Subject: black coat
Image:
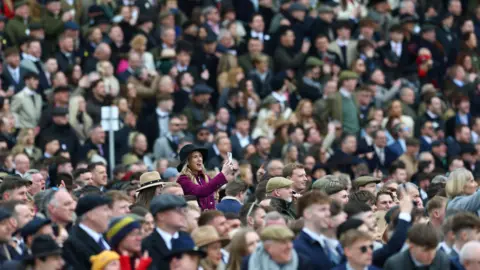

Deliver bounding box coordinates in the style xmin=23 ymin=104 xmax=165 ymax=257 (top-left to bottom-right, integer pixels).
xmin=378 ymin=41 xmax=416 ymax=80
xmin=172 ymin=88 xmax=191 ymax=114
xmin=55 ymin=51 xmax=76 ymax=72
xmin=1 ymin=66 xmax=28 ymax=93
xmin=383 ymin=249 xmax=450 ymax=270
xmin=142 ymin=230 xmax=192 ymax=270
xmin=36 ymin=123 xmax=81 ymax=164
xmin=62 ymin=225 xmax=105 ymax=270
xmin=137 ymin=112 xmax=161 ymax=153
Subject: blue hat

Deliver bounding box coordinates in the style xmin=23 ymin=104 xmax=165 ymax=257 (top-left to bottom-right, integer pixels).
xmin=26 ymin=235 xmax=62 ymax=261
xmin=21 ymin=218 xmax=51 ymax=239
xmin=163 ymin=167 xmax=179 ymax=179
xmin=64 ymin=21 xmax=79 ymax=31
xmin=75 ymin=194 xmax=111 ymax=217
xmin=150 ymin=194 xmax=187 ymax=215
xmin=0 ymin=208 xmax=12 ymax=222
xmin=165 ymin=235 xmax=206 ymax=260
xmin=106 ymin=216 xmax=141 ymax=248
xmin=193 ymin=84 xmax=214 ymax=96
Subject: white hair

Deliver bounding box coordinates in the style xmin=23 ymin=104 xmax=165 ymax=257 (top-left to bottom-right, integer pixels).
xmin=460 ymin=241 xmax=480 ymax=264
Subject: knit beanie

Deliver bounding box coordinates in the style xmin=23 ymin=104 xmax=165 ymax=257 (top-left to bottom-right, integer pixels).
xmin=106 ymin=216 xmax=141 ymax=248
xmin=90 ymin=251 xmax=120 ymax=270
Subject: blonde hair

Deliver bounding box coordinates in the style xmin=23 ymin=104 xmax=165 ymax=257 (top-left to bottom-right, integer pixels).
xmin=68 ymin=95 xmax=86 ymax=124
xmin=130 ymin=34 xmax=148 ymax=52
xmin=217 ymin=54 xmax=238 ymax=74
xmin=446 ymin=168 xmax=473 ymax=198
xmin=179 ymin=156 xmax=209 ymax=185
xmin=294 ymin=99 xmax=313 ymax=124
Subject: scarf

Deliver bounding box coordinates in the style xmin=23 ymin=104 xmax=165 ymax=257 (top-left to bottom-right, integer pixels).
xmin=248 ymin=243 xmax=298 ymax=270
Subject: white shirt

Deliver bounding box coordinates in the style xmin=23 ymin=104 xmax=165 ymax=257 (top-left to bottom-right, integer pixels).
xmin=7 ymin=66 xmax=20 ymax=83
xmin=390 ymin=41 xmax=402 ymax=57
xmin=156 ymin=108 xmax=170 ymax=137
xmin=235 ymin=132 xmax=250 ymax=148
xmin=156 ymin=227 xmax=179 ymax=250
xmin=22 ymin=87 xmax=35 ymax=96
xmin=23 ymin=53 xmax=40 ymax=62
xmin=422 ymin=135 xmax=432 ymax=144
xmin=346 ymin=262 xmax=368 ymax=270
xmin=453 ymin=79 xmax=464 ymax=87
xmin=340 ymin=88 xmax=352 ymax=98
xmin=426 ymin=110 xmax=438 ymax=119
xmin=458 ymin=113 xmax=469 ymax=125
xmin=374 ymin=146 xmax=385 ymax=164
xmin=79 ymin=223 xmax=110 ymax=250
xmin=336 ymin=39 xmax=349 ymax=47
xmin=437 ymin=241 xmax=452 ymax=255
xmin=302 ymin=228 xmax=329 ymax=250
xmin=472 ymin=131 xmax=479 ymax=144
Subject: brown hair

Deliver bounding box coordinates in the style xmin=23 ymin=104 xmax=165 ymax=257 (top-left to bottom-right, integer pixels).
xmin=198 ymin=210 xmax=225 ymax=226
xmin=426 ymin=196 xmax=447 ymax=214
xmin=340 ymin=229 xmax=372 ymax=248
xmin=282 ymin=163 xmax=304 ymax=178
xmin=375 ymin=190 xmax=394 ymax=205
xmin=407 ymin=223 xmax=439 ymax=249
xmin=227 ymin=228 xmax=256 ymax=270
xmin=105 ymin=190 xmax=132 ymax=206
xmin=296 ymin=190 xmax=331 ymax=218
xmin=451 ymin=212 xmax=480 ymax=234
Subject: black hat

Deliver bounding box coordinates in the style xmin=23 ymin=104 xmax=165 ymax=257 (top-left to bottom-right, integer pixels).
xmin=27 ymin=235 xmax=62 ymax=261
xmin=288 ymin=3 xmax=308 ymax=12
xmin=137 ymin=14 xmax=153 ymax=26
xmin=21 ymin=217 xmax=51 ymax=239
xmin=64 ymin=21 xmax=80 ymax=31
xmin=336 ymin=219 xmax=364 ymax=239
xmin=389 ymin=24 xmax=403 ymax=33
xmin=75 ymin=194 xmax=111 ymax=217
xmin=334 ymin=19 xmax=352 ymax=30
xmin=0 ymin=208 xmax=12 ymax=222
xmin=176 ymin=144 xmax=208 ymax=171
xmin=94 ymin=16 xmax=111 ymax=26
xmin=53 ymin=86 xmax=71 ymax=94
xmin=270 ymin=72 xmax=286 ymax=92
xmin=51 ymin=107 xmax=68 ymax=117
xmin=431 ymin=140 xmax=444 ymax=148
xmin=460 ymin=143 xmax=476 ymax=155
xmin=421 ymin=24 xmax=436 ymax=33
xmin=29 ymin=22 xmax=43 ymax=31
xmin=193 ymin=84 xmax=214 ymax=96
xmin=88 ymin=5 xmax=104 ymax=16
xmin=150 ymin=194 xmax=187 ymax=215
xmin=204 ymin=32 xmax=218 ymax=44
xmin=165 ymin=235 xmax=206 ymax=261
xmin=399 ymin=14 xmax=418 ymax=24
xmin=436 ymin=11 xmax=453 ymax=23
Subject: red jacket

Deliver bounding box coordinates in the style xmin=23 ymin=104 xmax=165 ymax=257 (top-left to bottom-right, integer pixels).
xmin=120 ymin=255 xmax=152 ymax=270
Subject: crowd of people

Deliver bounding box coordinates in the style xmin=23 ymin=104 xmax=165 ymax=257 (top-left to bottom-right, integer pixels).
xmin=0 ymin=0 xmax=479 ymax=269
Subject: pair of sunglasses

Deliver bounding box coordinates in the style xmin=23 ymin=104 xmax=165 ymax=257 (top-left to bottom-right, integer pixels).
xmin=359 ymin=244 xmax=374 ymax=253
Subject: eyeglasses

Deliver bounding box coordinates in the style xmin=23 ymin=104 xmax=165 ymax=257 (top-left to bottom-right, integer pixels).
xmin=359 ymin=244 xmax=374 ymax=253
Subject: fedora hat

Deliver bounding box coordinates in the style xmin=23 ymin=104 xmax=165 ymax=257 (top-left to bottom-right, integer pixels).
xmin=24 ymin=235 xmax=62 ymax=263
xmin=177 ymin=144 xmax=208 ymax=171
xmin=191 ymin=225 xmax=230 ymax=248
xmin=136 ymin=171 xmax=166 ymax=192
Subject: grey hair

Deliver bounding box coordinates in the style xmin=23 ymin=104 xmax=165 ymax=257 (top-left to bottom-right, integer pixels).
xmin=400 ymin=87 xmax=413 ymax=96
xmin=264 ymin=211 xmax=286 ymax=223
xmin=397 ymin=182 xmax=418 ymax=199
xmin=160 ymin=27 xmax=175 ymax=38
xmin=431 ymin=175 xmax=448 ymax=184
xmin=418 ymin=152 xmax=433 ymax=161
xmin=460 ymin=241 xmax=480 ymax=264
xmin=218 ymin=29 xmax=232 ymax=41
xmin=23 ymin=169 xmax=40 ymax=181
xmin=265 ymin=159 xmax=283 ymax=173
xmin=202 ymin=6 xmax=216 ymax=17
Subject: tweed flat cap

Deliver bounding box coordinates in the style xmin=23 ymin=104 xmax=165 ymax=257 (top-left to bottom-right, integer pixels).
xmin=150 ymin=194 xmax=187 ymax=215
xmin=260 ymin=225 xmax=295 ymax=241
xmin=266 ymin=177 xmax=293 ymax=193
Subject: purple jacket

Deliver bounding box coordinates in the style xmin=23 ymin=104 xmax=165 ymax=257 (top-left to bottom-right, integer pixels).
xmin=177 ymin=172 xmax=227 ymax=210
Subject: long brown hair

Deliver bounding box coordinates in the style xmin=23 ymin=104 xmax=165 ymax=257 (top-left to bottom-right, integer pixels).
xmin=227 ymin=228 xmax=256 ymax=270
xmin=136 ymin=186 xmax=157 ymax=208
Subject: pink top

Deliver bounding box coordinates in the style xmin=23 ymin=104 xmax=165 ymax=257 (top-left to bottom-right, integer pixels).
xmin=177 ymin=172 xmax=227 ymax=210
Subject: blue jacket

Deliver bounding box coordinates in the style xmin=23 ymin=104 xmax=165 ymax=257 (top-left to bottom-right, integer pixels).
xmin=216 ymin=197 xmax=242 ymax=214
xmin=333 ymin=263 xmax=382 ymax=270
xmin=450 ymin=256 xmax=465 ymax=270
xmin=293 ymin=231 xmax=334 ymax=270
xmin=372 ymin=217 xmax=411 ymax=268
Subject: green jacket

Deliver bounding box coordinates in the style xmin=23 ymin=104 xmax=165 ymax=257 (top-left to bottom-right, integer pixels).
xmin=323 ymin=92 xmax=360 ymax=125
xmin=42 ymin=11 xmax=64 ymax=41
xmin=269 ymin=197 xmax=297 ymax=221
xmin=182 ymin=102 xmax=213 ymax=133
xmin=5 ymin=16 xmax=30 ymax=46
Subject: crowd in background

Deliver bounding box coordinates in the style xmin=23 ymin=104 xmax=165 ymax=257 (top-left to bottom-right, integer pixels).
xmin=0 ymin=0 xmax=479 ymax=269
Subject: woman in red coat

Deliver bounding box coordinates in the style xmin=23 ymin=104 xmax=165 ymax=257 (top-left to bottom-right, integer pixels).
xmin=176 ymin=144 xmax=235 ymax=210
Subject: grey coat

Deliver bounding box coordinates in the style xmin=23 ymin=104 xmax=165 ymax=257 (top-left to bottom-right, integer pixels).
xmin=384 ymin=249 xmax=450 ymax=270
xmin=446 ymin=190 xmax=480 ymax=217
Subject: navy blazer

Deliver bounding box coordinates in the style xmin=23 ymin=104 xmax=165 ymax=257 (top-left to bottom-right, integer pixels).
xmin=333 ymin=263 xmax=382 ymax=270
xmin=372 ymin=218 xmax=411 ymax=268
xmin=365 ymin=146 xmax=399 ymax=173
xmin=293 ymin=231 xmax=333 ymax=270
xmin=142 ymin=229 xmax=192 ymax=270
xmin=230 ymin=133 xmax=252 ymax=161
xmin=450 ymin=256 xmax=465 ymax=270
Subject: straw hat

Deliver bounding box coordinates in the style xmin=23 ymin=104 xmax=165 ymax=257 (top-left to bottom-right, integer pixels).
xmin=136 ymin=171 xmax=165 ymax=192
xmin=191 ymin=225 xmax=230 ymax=248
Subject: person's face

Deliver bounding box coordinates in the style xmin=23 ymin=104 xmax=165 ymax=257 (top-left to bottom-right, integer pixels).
xmin=161 ymin=207 xmax=187 ymax=231
xmin=184 ymin=208 xmax=200 ymax=232
xmin=30 ymin=173 xmax=45 ymax=195
xmin=267 ymin=160 xmax=283 ymax=176
xmin=409 ymin=244 xmax=437 ymax=265
xmin=290 ymin=168 xmax=308 ymax=192
xmin=6 ymin=53 xmax=20 ymax=67
xmin=343 ymin=78 xmax=358 ymax=91
xmin=390 ymin=31 xmax=404 ymax=42
xmin=306 ymin=203 xmax=331 ymax=230
xmin=376 ymin=194 xmax=394 ymax=211
xmin=354 ymin=59 xmax=366 ymax=73
xmin=119 ymin=228 xmax=142 ymax=253
xmin=170 ymin=253 xmax=201 ymax=270
xmin=49 ymin=190 xmax=75 ymax=223
xmin=282 ymin=30 xmax=295 ymax=47
xmin=88 ymin=205 xmax=112 ymax=232
xmin=188 ymin=151 xmax=204 ymax=172
xmin=343 ymin=136 xmax=357 ymax=154
xmin=450 ymin=159 xmax=465 ymax=171
xmin=6 ymin=186 xmax=28 ymax=203
xmin=250 ymin=15 xmax=264 ymax=32
xmin=346 ymin=239 xmax=374 ymax=267
xmin=0 ymin=217 xmax=15 ymax=242
xmin=360 ymin=26 xmax=374 ymax=39
xmin=330 ymin=211 xmax=347 ymax=229
xmin=374 ymin=131 xmax=387 ymax=148
xmin=78 ymin=172 xmax=93 ymax=187
xmin=163 ymin=186 xmax=184 ymax=196
xmin=275 ymin=186 xmax=293 ymax=202
xmin=304 ymin=156 xmax=316 ymax=170
xmin=36 ymin=255 xmax=65 ymax=270
xmin=406 ymin=187 xmax=423 ymax=208
xmin=141 ymin=213 xmax=155 ymax=238
xmin=111 ymin=200 xmax=131 ymax=217
xmin=92 ymin=165 xmax=107 ymax=187
xmin=315 ymin=37 xmax=329 ymax=51
xmin=330 ymin=190 xmax=349 ymax=205
xmin=27 ymin=77 xmax=39 ymax=90
xmin=460 ymin=127 xmax=471 ymax=143
xmin=162 ymin=29 xmax=176 ymax=46
xmin=245 ymin=231 xmax=260 ymax=254
xmin=394 ymin=168 xmax=408 ymax=183
xmin=13 ymin=203 xmax=32 ymax=228
xmin=210 ymin=216 xmax=228 ymax=237
xmin=109 ymin=26 xmax=124 ymax=43
xmin=265 ymin=240 xmax=293 ymax=264
xmin=205 ymin=241 xmax=222 ymax=265
xmin=134 ymin=135 xmax=147 ymax=154
xmin=464 ymin=173 xmax=478 ymax=195
xmin=357 ymin=90 xmax=372 ymax=105
xmin=249 ymin=207 xmax=265 ymax=231
xmin=247 ymin=39 xmax=263 ymax=54
xmin=104 ymin=260 xmax=120 ymax=270
xmin=337 ymin=27 xmax=351 ymax=40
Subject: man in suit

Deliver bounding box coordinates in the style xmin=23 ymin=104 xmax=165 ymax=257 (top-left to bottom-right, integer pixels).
xmin=230 ymin=117 xmax=253 ymax=161
xmin=153 ymin=115 xmax=185 ymax=163
xmin=2 ymin=47 xmax=27 ymax=93
xmin=294 ymin=190 xmax=335 ymax=269
xmin=333 ymin=230 xmax=381 ymax=270
xmin=245 ymin=13 xmax=272 ymax=54
xmin=142 ymin=193 xmax=192 ymax=270
xmin=328 ymin=20 xmax=358 ymax=70
xmin=365 ymin=129 xmax=399 ymax=173
xmin=446 ymin=95 xmax=473 ymax=138
xmin=449 ymin=212 xmax=480 ymax=259
xmin=384 ymin=223 xmax=449 ymax=270
xmin=55 ymin=35 xmax=76 ymax=72
xmin=379 ymin=24 xmax=416 ymax=80
xmin=139 ymin=94 xmax=174 ymax=153
xmin=11 ymin=72 xmax=43 ymax=129
xmin=20 ymin=39 xmax=49 ymax=93
xmin=238 ymin=38 xmax=271 ymax=74
xmin=62 ymin=194 xmax=112 ymax=269
xmin=202 ymin=6 xmax=220 ymax=36
xmin=416 ymin=96 xmax=445 ymax=137
xmin=118 ymin=51 xmax=141 ymax=84
xmin=174 ymin=41 xmax=199 ymax=80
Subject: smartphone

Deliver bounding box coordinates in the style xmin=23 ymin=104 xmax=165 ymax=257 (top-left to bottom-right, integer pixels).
xmin=227 ymin=152 xmax=232 ymax=163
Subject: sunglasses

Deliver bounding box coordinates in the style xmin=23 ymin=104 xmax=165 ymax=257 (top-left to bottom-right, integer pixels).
xmin=359 ymin=244 xmax=374 ymax=253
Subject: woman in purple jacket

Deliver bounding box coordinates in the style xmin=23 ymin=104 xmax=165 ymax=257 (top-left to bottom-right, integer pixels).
xmin=176 ymin=144 xmax=235 ymax=210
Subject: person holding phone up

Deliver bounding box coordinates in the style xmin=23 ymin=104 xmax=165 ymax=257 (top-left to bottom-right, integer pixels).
xmin=176 ymin=144 xmax=236 ymax=210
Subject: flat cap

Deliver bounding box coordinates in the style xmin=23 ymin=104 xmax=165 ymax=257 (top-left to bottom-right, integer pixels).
xmin=204 ymin=32 xmax=218 ymax=44
xmin=431 ymin=140 xmax=444 ymax=148
xmin=193 ymin=84 xmax=214 ymax=95
xmin=261 ymin=95 xmax=280 ymax=107
xmin=338 ymin=70 xmax=359 ymax=82
xmin=324 ymin=181 xmax=346 ymax=195
xmin=266 ymin=177 xmax=293 ymax=193
xmin=14 ymin=0 xmax=27 ymax=9
xmin=354 ymin=176 xmax=381 ymax=188
xmin=29 ymin=23 xmax=43 ymax=31
xmin=460 ymin=143 xmax=476 ymax=155
xmin=21 ymin=217 xmax=51 ymax=238
xmin=52 ymin=107 xmax=68 ymax=116
xmin=260 ymin=225 xmax=295 ymax=241
xmin=405 ymin=137 xmax=420 ymax=146
xmin=311 ymin=177 xmax=331 ymax=191
xmin=399 ymin=14 xmax=418 ymax=24
xmin=0 ymin=208 xmax=12 ymax=222
xmin=288 ymin=3 xmax=308 ymax=12
xmin=75 ymin=194 xmax=111 ymax=217
xmin=336 ymin=219 xmax=364 ymax=239
xmin=150 ymin=194 xmax=187 ymax=215
xmin=421 ymin=24 xmax=436 ymax=33
xmin=317 ymin=5 xmax=333 ymax=14
xmin=305 ymin=57 xmax=324 ymax=68
xmin=159 ymin=10 xmax=174 ymax=20
xmin=64 ymin=21 xmax=80 ymax=31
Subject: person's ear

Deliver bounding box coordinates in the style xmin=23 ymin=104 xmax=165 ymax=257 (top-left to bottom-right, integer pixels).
xmin=247 ymin=216 xmax=253 ymax=227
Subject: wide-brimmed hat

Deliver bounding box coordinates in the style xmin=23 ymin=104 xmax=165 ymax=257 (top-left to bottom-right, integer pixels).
xmin=24 ymin=235 xmax=62 ymax=263
xmin=191 ymin=225 xmax=230 ymax=248
xmin=177 ymin=144 xmax=208 ymax=171
xmin=165 ymin=236 xmax=206 ymax=261
xmin=136 ymin=171 xmax=165 ymax=192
